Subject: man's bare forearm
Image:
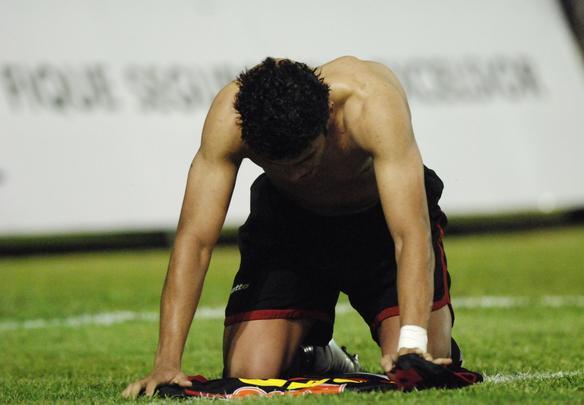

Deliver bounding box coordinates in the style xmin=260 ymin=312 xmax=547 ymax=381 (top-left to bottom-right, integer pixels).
xmin=395 ymin=237 xmax=434 ymax=329
xmin=154 ymin=235 xmax=214 ymax=368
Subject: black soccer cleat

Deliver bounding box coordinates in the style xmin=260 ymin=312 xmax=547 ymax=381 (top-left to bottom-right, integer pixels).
xmin=293 ymin=339 xmax=360 ymax=376
xmin=312 ymin=339 xmax=360 ymax=374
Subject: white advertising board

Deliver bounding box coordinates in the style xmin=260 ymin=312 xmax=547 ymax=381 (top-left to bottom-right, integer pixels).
xmin=1 ymin=0 xmax=584 ymax=235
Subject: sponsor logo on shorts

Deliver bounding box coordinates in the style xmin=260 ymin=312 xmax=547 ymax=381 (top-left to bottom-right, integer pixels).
xmin=231 ymin=283 xmax=250 ymax=294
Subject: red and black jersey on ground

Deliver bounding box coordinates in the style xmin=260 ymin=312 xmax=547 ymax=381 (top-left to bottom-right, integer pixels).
xmin=155 ymin=354 xmax=483 ymax=399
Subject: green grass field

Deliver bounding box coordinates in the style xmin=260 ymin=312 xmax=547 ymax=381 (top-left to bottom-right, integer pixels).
xmin=1 ymin=227 xmax=584 ymax=403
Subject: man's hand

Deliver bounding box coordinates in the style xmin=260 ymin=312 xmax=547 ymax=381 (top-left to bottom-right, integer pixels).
xmin=380 ymin=347 xmax=452 ymax=374
xmin=122 ymin=367 xmax=192 ymax=399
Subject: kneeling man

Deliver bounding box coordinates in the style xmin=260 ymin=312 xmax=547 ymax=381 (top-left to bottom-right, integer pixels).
xmin=123 ymin=56 xmax=458 ymax=398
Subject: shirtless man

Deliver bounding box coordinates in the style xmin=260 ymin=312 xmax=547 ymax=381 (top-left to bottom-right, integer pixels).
xmin=123 ymin=56 xmax=457 ymax=398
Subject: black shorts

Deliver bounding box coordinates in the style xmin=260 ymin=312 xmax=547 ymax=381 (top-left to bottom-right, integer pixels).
xmin=225 ymin=167 xmax=451 ymax=346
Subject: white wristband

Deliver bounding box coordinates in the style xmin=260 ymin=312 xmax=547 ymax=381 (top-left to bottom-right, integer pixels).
xmin=397 ymin=325 xmax=428 ymax=353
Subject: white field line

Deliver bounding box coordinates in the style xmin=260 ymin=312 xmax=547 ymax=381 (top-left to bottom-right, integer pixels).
xmin=485 ymin=370 xmax=583 ymax=384
xmin=1 ymin=295 xmax=583 ymax=332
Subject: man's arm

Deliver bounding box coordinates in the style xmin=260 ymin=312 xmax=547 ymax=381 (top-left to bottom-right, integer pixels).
xmin=155 ymin=141 xmax=240 ymax=371
xmin=123 ymin=87 xmax=243 ymax=398
xmin=348 ymin=77 xmax=436 ymax=370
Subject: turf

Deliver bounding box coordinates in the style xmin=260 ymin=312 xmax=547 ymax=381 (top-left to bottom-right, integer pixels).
xmin=1 ymin=226 xmax=584 ymax=403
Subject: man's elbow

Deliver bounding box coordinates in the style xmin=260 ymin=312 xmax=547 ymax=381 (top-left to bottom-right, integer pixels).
xmin=393 ymin=232 xmax=434 ymax=268
xmin=174 ymin=230 xmax=217 ymax=263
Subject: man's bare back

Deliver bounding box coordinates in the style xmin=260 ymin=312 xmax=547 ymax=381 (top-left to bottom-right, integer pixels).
xmin=212 ymin=56 xmax=410 ymax=215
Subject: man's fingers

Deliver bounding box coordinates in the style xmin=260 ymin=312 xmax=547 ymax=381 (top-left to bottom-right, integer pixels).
xmin=380 ymin=354 xmax=394 ymax=373
xmin=175 ymin=376 xmax=193 ymax=387
xmin=134 ymin=381 xmax=147 ymax=399
xmin=122 ymin=380 xmax=143 ymax=399
xmin=144 ymin=380 xmax=158 ymax=397
xmin=432 ymin=357 xmax=453 ymax=366
xmin=397 ymin=347 xmax=423 ymax=357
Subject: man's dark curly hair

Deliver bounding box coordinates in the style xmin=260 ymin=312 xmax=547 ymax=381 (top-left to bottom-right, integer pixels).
xmin=234 ymin=57 xmax=331 ymax=160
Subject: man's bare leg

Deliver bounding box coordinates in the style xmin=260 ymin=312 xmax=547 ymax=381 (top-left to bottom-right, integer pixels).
xmin=223 ymin=318 xmax=314 ymax=378
xmin=378 ymin=305 xmax=453 ymax=362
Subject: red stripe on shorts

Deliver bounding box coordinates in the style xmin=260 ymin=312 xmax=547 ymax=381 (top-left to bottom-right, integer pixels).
xmin=224 ymin=309 xmax=332 ymax=326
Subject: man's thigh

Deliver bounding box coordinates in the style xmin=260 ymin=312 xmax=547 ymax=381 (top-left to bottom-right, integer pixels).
xmin=223 ymin=318 xmax=314 ymax=378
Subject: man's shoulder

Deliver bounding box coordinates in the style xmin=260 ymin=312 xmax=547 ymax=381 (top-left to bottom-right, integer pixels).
xmin=320 ymin=55 xmax=378 ymax=71
xmin=200 ymin=82 xmax=246 ymax=160
xmin=208 ymin=81 xmax=240 ymax=122
xmin=323 ymin=57 xmax=407 ymax=118
xmin=322 ymin=56 xmax=403 ymax=90
xmin=326 ymin=58 xmax=411 ymax=153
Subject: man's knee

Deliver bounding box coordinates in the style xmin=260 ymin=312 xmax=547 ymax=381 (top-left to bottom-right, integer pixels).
xmin=223 ymin=318 xmax=313 ymax=378
xmin=427 ymin=305 xmax=452 ymax=358
xmin=225 ymin=354 xmax=284 ymax=378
